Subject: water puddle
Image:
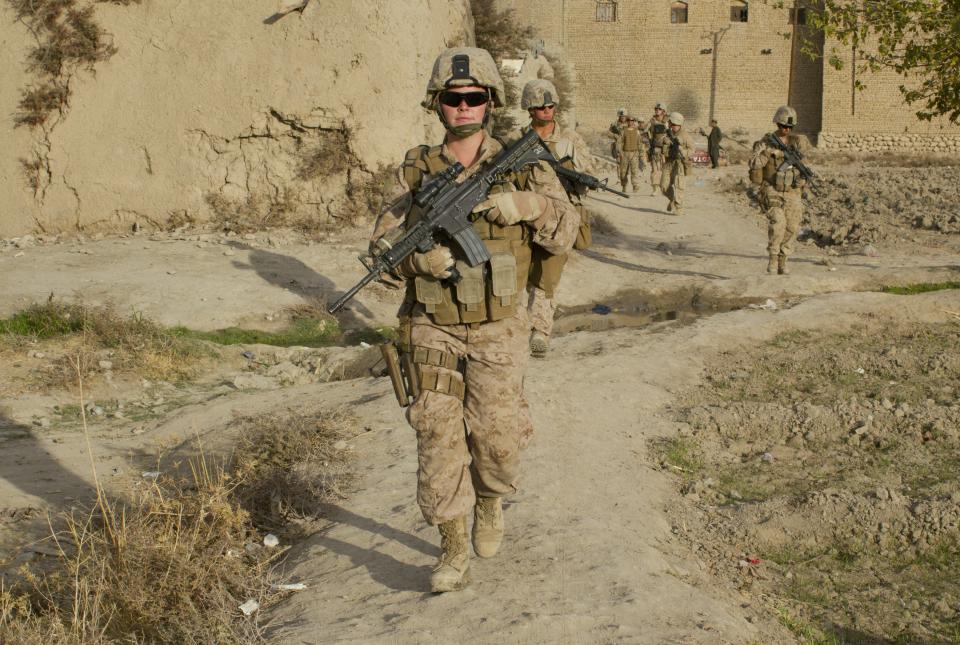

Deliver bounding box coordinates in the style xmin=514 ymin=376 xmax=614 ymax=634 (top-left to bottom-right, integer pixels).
xmin=552 ymin=287 xmax=763 ymax=336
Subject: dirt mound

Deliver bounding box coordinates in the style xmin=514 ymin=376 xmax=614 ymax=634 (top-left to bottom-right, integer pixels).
xmin=720 ymin=165 xmax=960 ymax=255
xmin=805 ymin=167 xmax=960 ymax=246
xmin=660 ymin=317 xmax=960 ymax=642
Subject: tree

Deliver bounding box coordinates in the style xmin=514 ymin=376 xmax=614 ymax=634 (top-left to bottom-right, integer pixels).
xmin=784 ymin=1 xmax=960 ymax=123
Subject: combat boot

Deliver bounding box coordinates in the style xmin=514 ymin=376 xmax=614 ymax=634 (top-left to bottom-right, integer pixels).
xmin=767 ymin=255 xmax=778 ymax=274
xmin=529 ymin=331 xmax=549 ymax=358
xmin=431 ymin=516 xmax=470 ymax=593
xmin=778 ymin=254 xmax=790 ymax=275
xmin=472 ymin=496 xmax=504 ymax=558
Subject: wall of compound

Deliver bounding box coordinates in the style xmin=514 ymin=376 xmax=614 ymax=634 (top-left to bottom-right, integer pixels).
xmin=498 ymin=0 xmax=960 ymax=151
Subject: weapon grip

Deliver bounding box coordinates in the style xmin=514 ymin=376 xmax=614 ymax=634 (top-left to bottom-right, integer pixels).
xmin=446 ymin=266 xmax=461 ymax=283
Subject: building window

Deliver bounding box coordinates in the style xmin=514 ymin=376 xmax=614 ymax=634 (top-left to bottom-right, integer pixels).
xmin=790 ymin=7 xmax=807 ymax=25
xmin=596 ymin=1 xmax=616 ymax=22
xmin=730 ymin=2 xmax=748 ymax=22
xmin=670 ymin=1 xmax=688 ymax=24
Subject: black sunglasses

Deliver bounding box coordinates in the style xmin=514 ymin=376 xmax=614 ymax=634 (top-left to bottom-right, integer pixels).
xmin=438 ymin=90 xmax=490 ymax=108
xmin=778 ymin=123 xmax=795 ymax=129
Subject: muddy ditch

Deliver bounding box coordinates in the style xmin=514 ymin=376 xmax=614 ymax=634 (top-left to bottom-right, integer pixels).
xmin=553 ymin=286 xmax=764 ymax=336
xmin=656 ymin=316 xmax=960 ymax=643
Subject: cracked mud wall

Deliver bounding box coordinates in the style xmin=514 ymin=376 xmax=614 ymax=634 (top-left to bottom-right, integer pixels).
xmin=0 ymin=0 xmax=473 ymax=237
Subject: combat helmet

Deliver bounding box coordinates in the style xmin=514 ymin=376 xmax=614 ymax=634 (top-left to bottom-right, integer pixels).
xmin=521 ymin=79 xmax=560 ymax=110
xmin=423 ymin=47 xmax=506 ymax=110
xmin=655 ymin=101 xmax=667 ymax=111
xmin=773 ymin=105 xmax=798 ymax=127
xmin=668 ymin=112 xmax=684 ymax=126
xmin=617 ymin=107 xmax=627 ymax=116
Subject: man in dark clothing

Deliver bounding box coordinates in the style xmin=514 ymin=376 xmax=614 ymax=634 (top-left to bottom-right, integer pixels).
xmin=707 ymin=119 xmax=723 ymax=169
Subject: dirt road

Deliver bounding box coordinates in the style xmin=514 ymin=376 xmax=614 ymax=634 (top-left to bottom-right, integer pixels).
xmin=2 ymin=164 xmax=957 ymax=643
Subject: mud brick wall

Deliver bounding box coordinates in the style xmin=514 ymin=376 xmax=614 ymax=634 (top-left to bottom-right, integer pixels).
xmin=498 ymin=0 xmax=960 ymax=148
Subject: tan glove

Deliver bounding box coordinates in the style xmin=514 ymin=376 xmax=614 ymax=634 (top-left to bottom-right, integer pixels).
xmin=407 ymin=245 xmax=454 ymax=279
xmin=474 ymin=191 xmax=548 ymax=227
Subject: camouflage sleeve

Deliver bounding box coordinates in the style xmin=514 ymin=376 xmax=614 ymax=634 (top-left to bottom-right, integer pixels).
xmin=368 ymin=165 xmax=413 ymax=288
xmin=524 ymin=160 xmax=581 ymax=255
xmin=794 ymin=134 xmax=812 ymax=155
xmin=681 ymin=131 xmax=695 ymax=158
xmin=749 ymin=137 xmax=773 ymax=170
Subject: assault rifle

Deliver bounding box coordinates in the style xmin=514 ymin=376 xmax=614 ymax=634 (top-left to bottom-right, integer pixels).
xmin=666 ymin=130 xmax=687 ymax=161
xmin=766 ymin=133 xmax=816 ymax=181
xmin=327 ymin=128 xmax=558 ymax=314
xmin=551 ymin=156 xmax=629 ymax=198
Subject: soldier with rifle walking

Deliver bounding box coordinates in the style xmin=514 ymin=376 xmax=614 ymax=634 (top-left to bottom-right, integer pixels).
xmin=748 ymin=105 xmax=815 ymax=274
xmin=354 ymin=48 xmax=579 ymax=593
xmin=656 ymin=112 xmax=694 ymax=215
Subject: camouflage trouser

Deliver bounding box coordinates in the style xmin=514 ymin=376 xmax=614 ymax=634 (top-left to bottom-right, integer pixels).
xmin=618 ymin=150 xmax=642 ymax=191
xmin=660 ymin=159 xmax=686 ymax=210
xmin=406 ymin=309 xmax=533 ymax=524
xmin=527 ymin=285 xmax=556 ymax=338
xmin=763 ymin=188 xmax=803 ymax=256
xmin=650 ymin=151 xmax=664 ymax=188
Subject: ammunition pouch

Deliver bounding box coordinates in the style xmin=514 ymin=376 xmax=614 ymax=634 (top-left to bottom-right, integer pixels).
xmin=410 ymin=345 xmax=465 ymax=400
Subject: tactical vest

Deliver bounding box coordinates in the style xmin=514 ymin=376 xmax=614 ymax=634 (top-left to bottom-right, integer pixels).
xmin=761 ymin=134 xmax=806 ymax=193
xmin=650 ymin=120 xmax=668 ymax=149
xmin=400 ymin=144 xmax=532 ymax=325
xmin=622 ymin=128 xmax=640 ymax=152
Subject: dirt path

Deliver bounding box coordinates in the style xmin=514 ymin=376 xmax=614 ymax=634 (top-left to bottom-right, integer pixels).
xmin=2 ymin=166 xmax=958 ymax=642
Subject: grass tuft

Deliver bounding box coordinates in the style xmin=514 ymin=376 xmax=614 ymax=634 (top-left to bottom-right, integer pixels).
xmin=881 ymin=281 xmax=960 ymax=295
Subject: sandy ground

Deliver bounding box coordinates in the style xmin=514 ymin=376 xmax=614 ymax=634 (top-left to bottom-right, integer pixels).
xmin=1 ymin=164 xmax=958 ymax=643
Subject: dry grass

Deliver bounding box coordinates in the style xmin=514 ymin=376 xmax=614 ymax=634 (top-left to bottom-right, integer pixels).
xmin=296 ymin=130 xmax=352 ymax=181
xmin=9 ymin=0 xmax=140 ymax=128
xmin=0 ymin=357 xmax=355 ymax=643
xmin=205 ymin=190 xmax=296 ymax=234
xmin=0 ymin=298 xmax=208 ymax=386
xmin=231 ymin=409 xmax=356 ymax=532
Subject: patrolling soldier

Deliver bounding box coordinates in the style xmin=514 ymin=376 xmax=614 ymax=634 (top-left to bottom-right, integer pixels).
xmin=609 ymin=107 xmax=628 ymax=136
xmin=646 ymin=102 xmax=669 ymax=195
xmin=519 ymin=78 xmax=592 ymax=357
xmin=656 ymin=112 xmax=694 ymax=215
xmin=748 ymin=105 xmax=812 ymax=274
xmin=614 ymin=116 xmax=643 ymax=193
xmin=369 ymin=48 xmax=579 ymax=593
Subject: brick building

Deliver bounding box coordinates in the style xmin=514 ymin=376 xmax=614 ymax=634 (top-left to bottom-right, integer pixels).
xmin=496 ymin=0 xmax=960 ymax=151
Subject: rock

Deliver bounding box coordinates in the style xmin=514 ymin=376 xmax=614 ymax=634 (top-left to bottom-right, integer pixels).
xmin=333 ymin=440 xmax=348 ymax=451
xmin=33 ymin=417 xmax=52 ymax=428
xmin=98 ymin=360 xmax=113 ymax=371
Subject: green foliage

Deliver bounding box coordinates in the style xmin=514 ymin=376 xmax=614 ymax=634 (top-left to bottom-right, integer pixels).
xmin=471 ymin=0 xmax=534 ymax=138
xmin=0 ymin=301 xmax=85 ymax=337
xmin=171 ymin=320 xmax=395 ymax=348
xmin=882 ymin=281 xmax=960 ymax=295
xmin=769 ymin=0 xmax=960 ymax=123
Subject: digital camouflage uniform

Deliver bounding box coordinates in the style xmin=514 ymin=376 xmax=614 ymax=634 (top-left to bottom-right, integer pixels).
xmin=655 ymin=113 xmax=694 ymax=214
xmin=519 ymin=79 xmax=591 ymax=352
xmin=748 ymin=105 xmax=811 ymax=274
xmin=646 ymin=109 xmax=670 ymax=192
xmin=372 ymin=128 xmax=579 ymax=529
xmin=614 ymin=121 xmax=643 ymax=192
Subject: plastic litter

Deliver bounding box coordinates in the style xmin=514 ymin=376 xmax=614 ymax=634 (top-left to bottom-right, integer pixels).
xmin=591 ymin=304 xmax=612 ymax=315
xmin=272 ymin=583 xmax=307 ymax=591
xmin=241 ymin=351 xmax=255 ymax=360
xmin=141 ymin=471 xmax=161 ymax=479
xmin=239 ymin=599 xmax=260 ymax=616
xmin=263 ymin=534 xmax=280 ymax=548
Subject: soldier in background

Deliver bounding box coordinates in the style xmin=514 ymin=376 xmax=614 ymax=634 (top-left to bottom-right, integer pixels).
xmin=646 ymin=102 xmax=669 ymax=195
xmin=656 ymin=112 xmax=694 ymax=215
xmin=637 ymin=119 xmax=650 ymax=175
xmin=706 ymin=119 xmax=723 ymax=169
xmin=614 ymin=116 xmax=643 ymax=193
xmin=609 ymin=107 xmax=628 ymax=136
xmin=519 ymin=79 xmax=592 ymax=357
xmin=370 ymin=48 xmax=579 ymax=593
xmin=748 ymin=105 xmax=812 ymax=275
